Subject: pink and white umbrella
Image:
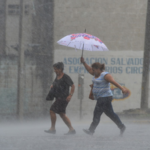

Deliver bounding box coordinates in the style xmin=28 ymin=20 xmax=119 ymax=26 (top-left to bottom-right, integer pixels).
xmin=57 ymin=33 xmax=109 ymax=56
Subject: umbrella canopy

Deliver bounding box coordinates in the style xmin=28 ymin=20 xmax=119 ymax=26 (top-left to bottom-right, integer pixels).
xmin=57 ymin=33 xmax=109 ymax=51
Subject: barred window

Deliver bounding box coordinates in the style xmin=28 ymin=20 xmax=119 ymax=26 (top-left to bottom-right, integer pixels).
xmin=8 ymin=4 xmax=19 ymax=15
xmin=24 ymin=5 xmax=30 ymax=15
xmin=8 ymin=4 xmax=30 ymax=16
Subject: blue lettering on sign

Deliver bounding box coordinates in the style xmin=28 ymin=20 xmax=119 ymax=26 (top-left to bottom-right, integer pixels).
xmin=69 ymin=66 xmax=73 ymax=73
xmin=63 ymin=58 xmax=67 ymax=65
xmin=105 ymin=66 xmax=123 ymax=74
xmin=90 ymin=58 xmax=95 ymax=64
xmin=116 ymin=58 xmax=121 ymax=65
xmin=97 ymin=58 xmax=108 ymax=64
xmin=111 ymin=58 xmax=115 ymax=65
xmin=68 ymin=58 xmax=72 ymax=65
xmin=111 ymin=58 xmax=125 ymax=65
xmin=126 ymin=67 xmax=143 ymax=74
xmin=74 ymin=66 xmax=78 ymax=73
xmin=69 ymin=66 xmax=88 ymax=73
xmin=63 ymin=57 xmax=144 ymax=74
xmin=103 ymin=58 xmax=108 ymax=64
xmin=121 ymin=58 xmax=126 ymax=65
xmin=110 ymin=58 xmax=143 ymax=65
xmin=128 ymin=58 xmax=136 ymax=65
xmin=73 ymin=58 xmax=77 ymax=65
xmin=126 ymin=58 xmax=131 ymax=65
xmin=85 ymin=58 xmax=89 ymax=65
xmin=126 ymin=58 xmax=143 ymax=65
xmin=135 ymin=58 xmax=139 ymax=65
xmin=73 ymin=58 xmax=80 ymax=65
xmin=126 ymin=67 xmax=130 ymax=74
xmin=64 ymin=57 xmax=108 ymax=65
xmin=118 ymin=67 xmax=123 ymax=73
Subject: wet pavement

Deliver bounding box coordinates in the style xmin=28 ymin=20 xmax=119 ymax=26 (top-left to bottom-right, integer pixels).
xmin=0 ymin=118 xmax=150 ymax=150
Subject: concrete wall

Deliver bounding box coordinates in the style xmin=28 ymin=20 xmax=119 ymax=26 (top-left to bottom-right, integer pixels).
xmin=5 ymin=0 xmax=32 ymax=55
xmin=0 ymin=0 xmax=54 ymax=117
xmin=0 ymin=0 xmax=6 ymax=54
xmin=0 ymin=56 xmax=46 ymax=116
xmin=54 ymin=0 xmax=147 ymax=51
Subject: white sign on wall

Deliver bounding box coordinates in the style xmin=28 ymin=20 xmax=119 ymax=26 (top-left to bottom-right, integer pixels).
xmin=54 ymin=50 xmax=149 ymax=113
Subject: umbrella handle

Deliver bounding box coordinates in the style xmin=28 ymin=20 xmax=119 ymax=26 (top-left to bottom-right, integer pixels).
xmin=81 ymin=43 xmax=84 ymax=57
xmin=81 ymin=49 xmax=84 ymax=57
xmin=81 ymin=29 xmax=86 ymax=57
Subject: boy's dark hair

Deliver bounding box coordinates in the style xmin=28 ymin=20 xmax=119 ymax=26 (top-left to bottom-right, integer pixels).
xmin=53 ymin=62 xmax=64 ymax=71
xmin=91 ymin=62 xmax=105 ymax=71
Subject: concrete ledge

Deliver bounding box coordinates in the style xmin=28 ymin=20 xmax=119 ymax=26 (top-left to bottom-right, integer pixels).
xmin=116 ymin=108 xmax=150 ymax=123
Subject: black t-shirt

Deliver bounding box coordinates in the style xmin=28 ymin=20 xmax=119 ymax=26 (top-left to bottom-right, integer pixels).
xmin=52 ymin=74 xmax=73 ymax=99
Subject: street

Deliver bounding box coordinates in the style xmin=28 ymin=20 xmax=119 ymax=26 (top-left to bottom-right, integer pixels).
xmin=0 ymin=117 xmax=150 ymax=150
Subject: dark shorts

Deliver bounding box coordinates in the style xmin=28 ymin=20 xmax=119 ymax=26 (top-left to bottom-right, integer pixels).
xmin=50 ymin=97 xmax=68 ymax=114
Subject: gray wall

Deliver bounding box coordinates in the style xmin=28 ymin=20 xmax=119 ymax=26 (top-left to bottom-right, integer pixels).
xmin=0 ymin=0 xmax=54 ymax=118
xmin=0 ymin=0 xmax=6 ymax=55
xmin=0 ymin=55 xmax=53 ymax=118
xmin=54 ymin=0 xmax=147 ymax=51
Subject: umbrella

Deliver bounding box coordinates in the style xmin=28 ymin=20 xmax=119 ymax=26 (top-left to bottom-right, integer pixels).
xmin=57 ymin=33 xmax=109 ymax=56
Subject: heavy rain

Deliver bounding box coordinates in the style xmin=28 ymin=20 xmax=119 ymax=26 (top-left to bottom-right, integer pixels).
xmin=0 ymin=0 xmax=150 ymax=150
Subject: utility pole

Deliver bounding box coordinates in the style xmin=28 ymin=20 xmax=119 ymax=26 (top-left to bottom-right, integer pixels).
xmin=78 ymin=74 xmax=84 ymax=119
xmin=141 ymin=0 xmax=150 ymax=110
xmin=17 ymin=0 xmax=24 ymax=120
